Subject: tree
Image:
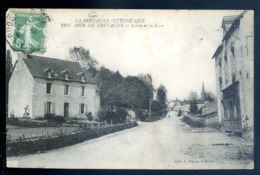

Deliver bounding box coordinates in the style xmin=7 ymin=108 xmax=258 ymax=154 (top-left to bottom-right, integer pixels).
xmin=156 ymin=85 xmax=167 ymax=105
xmin=205 ymin=91 xmax=215 ymax=102
xmin=6 ymin=49 xmax=13 ymax=105
xmin=188 ymin=91 xmax=198 ymax=100
xmin=151 ymin=100 xmax=164 ymax=116
xmin=69 ymin=46 xmax=98 ymax=69
xmin=137 ymin=73 xmax=154 ymax=97
xmin=189 ymin=99 xmax=198 ymax=114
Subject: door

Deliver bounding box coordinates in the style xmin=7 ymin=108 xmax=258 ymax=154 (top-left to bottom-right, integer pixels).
xmin=64 ymin=103 xmax=69 ymax=117
xmin=222 ymin=82 xmax=242 ymax=132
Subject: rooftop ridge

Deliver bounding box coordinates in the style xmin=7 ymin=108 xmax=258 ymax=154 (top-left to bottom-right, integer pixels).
xmin=27 ymin=54 xmax=78 ymax=63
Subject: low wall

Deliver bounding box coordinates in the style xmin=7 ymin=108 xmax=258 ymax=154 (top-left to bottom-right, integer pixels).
xmin=181 ymin=115 xmax=205 ymax=127
xmin=7 ymin=121 xmax=138 ymax=157
xmin=7 ymin=118 xmax=60 ymax=127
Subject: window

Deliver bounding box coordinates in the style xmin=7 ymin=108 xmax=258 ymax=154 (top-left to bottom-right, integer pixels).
xmin=46 ymin=83 xmax=52 ymax=94
xmin=80 ymin=103 xmax=85 ymax=114
xmin=47 ymin=102 xmax=52 ymax=113
xmin=48 ymin=72 xmax=52 ymax=78
xmin=81 ymin=86 xmax=85 ymax=96
xmin=64 ymin=84 xmax=69 ymax=95
xmin=81 ymin=75 xmax=85 ymax=82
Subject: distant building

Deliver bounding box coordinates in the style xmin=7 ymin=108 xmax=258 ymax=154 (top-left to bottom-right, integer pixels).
xmin=8 ymin=54 xmax=100 ymax=119
xmin=201 ymin=101 xmax=217 ymax=117
xmin=181 ymin=99 xmax=205 ymax=113
xmin=168 ymin=98 xmax=182 ymax=111
xmin=212 ymin=11 xmax=253 ymax=137
xmin=201 ymin=101 xmax=219 ymax=128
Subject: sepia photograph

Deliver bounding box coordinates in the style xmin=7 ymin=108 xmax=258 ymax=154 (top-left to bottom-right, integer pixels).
xmin=5 ymin=9 xmax=254 ymax=169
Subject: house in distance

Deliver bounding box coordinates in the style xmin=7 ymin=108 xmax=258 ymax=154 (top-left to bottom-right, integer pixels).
xmin=8 ymin=53 xmax=100 ymax=119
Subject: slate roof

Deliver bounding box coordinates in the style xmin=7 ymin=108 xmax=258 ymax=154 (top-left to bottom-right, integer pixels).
xmin=23 ymin=55 xmax=96 ymax=84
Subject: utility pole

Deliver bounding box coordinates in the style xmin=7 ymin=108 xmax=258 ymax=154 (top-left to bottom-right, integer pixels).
xmin=149 ymin=99 xmax=152 ymax=119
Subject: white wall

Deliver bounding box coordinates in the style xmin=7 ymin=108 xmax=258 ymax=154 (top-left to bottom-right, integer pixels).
xmin=8 ymin=57 xmax=34 ymax=118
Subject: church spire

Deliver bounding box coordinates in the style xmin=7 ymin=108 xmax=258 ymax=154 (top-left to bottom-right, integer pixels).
xmin=201 ymin=81 xmax=206 ymax=100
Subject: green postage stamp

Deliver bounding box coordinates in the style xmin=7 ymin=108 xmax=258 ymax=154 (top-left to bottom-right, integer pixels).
xmin=8 ymin=11 xmax=47 ymax=53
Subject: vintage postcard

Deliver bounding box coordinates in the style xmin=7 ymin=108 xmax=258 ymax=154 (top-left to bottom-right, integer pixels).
xmin=5 ymin=9 xmax=254 ymax=169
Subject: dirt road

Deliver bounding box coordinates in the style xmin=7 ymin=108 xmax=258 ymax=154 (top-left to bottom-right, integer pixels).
xmin=7 ymin=111 xmax=253 ymax=169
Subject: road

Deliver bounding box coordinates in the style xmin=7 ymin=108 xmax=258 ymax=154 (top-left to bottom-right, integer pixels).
xmin=7 ymin=111 xmax=253 ymax=169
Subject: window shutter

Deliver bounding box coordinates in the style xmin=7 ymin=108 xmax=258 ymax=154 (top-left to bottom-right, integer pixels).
xmin=85 ymin=104 xmax=88 ymax=113
xmin=52 ymin=103 xmax=55 ymax=114
xmin=79 ymin=104 xmax=81 ymax=114
xmin=44 ymin=102 xmax=47 ymax=114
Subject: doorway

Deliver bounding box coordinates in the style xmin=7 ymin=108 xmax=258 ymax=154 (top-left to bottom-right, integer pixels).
xmin=64 ymin=103 xmax=69 ymax=117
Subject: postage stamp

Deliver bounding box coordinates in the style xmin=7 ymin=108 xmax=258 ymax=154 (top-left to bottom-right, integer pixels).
xmin=11 ymin=12 xmax=47 ymax=53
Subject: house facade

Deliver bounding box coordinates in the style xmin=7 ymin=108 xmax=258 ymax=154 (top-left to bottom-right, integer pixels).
xmin=212 ymin=11 xmax=253 ymax=137
xmin=8 ymin=53 xmax=100 ymax=119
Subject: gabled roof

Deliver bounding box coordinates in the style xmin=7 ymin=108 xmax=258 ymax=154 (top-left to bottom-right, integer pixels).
xmin=23 ymin=55 xmax=96 ymax=84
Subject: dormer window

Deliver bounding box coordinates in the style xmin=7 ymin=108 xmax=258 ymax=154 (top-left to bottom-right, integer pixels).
xmin=61 ymin=70 xmax=69 ymax=80
xmin=43 ymin=68 xmax=53 ymax=79
xmin=81 ymin=75 xmax=85 ymax=82
xmin=77 ymin=72 xmax=85 ymax=82
xmin=48 ymin=72 xmax=52 ymax=78
xmin=65 ymin=73 xmax=69 ymax=80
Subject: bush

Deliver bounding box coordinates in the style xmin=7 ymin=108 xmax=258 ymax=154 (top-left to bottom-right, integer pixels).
xmin=54 ymin=115 xmax=66 ymax=123
xmin=44 ymin=113 xmax=66 ymax=123
xmin=135 ymin=110 xmax=146 ymax=121
xmin=86 ymin=112 xmax=93 ymax=121
xmin=97 ymin=107 xmax=128 ymax=124
xmin=115 ymin=108 xmax=127 ymax=123
xmin=44 ymin=113 xmax=55 ymax=120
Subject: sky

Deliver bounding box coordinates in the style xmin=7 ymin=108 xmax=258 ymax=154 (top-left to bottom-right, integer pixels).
xmin=7 ymin=9 xmax=243 ymax=100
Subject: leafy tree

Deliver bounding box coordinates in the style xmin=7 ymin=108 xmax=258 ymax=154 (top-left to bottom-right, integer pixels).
xmin=137 ymin=73 xmax=154 ymax=97
xmin=151 ymin=100 xmax=164 ymax=116
xmin=156 ymin=85 xmax=167 ymax=106
xmin=96 ymin=67 xmax=124 ymax=106
xmin=69 ymin=46 xmax=98 ymax=69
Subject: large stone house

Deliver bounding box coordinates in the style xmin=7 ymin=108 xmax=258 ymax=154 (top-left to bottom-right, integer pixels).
xmin=212 ymin=11 xmax=253 ymax=137
xmin=8 ymin=54 xmax=100 ymax=119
